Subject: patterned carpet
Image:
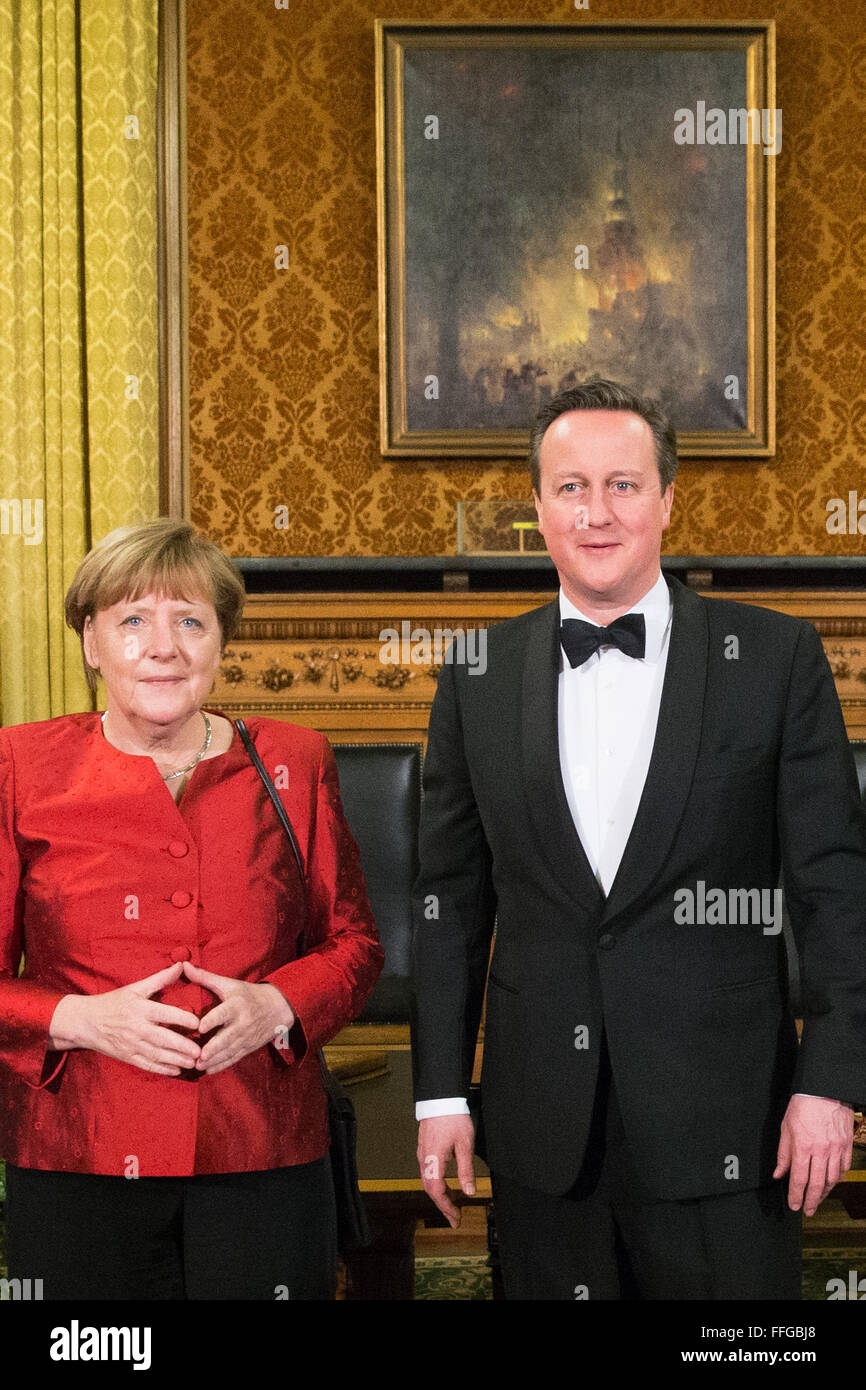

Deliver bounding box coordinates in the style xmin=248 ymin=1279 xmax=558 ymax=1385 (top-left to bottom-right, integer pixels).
xmin=414 ymin=1250 xmax=866 ymax=1300
xmin=415 ymin=1254 xmax=494 ymax=1300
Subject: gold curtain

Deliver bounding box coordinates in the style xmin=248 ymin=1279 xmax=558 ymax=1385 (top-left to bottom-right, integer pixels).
xmin=0 ymin=0 xmax=160 ymax=727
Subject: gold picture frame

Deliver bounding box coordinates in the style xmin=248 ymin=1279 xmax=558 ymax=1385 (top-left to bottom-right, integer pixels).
xmin=376 ymin=20 xmax=776 ymax=459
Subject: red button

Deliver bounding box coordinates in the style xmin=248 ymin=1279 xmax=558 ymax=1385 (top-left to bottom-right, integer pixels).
xmin=170 ymin=890 xmax=193 ymax=908
xmin=170 ymin=946 xmax=191 ymax=962
xmin=168 ymin=841 xmax=189 ymax=858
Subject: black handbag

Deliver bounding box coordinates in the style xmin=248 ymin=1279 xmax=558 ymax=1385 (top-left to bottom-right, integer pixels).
xmin=236 ymin=718 xmax=373 ymax=1254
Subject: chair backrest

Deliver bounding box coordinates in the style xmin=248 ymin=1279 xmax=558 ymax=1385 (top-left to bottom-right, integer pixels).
xmin=332 ymin=742 xmax=422 ymax=1023
xmin=851 ymin=741 xmax=866 ymax=801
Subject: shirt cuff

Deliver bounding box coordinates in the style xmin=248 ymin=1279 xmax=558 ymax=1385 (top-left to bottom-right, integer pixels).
xmin=416 ymin=1097 xmax=470 ymax=1119
xmin=794 ymin=1093 xmax=855 ymax=1105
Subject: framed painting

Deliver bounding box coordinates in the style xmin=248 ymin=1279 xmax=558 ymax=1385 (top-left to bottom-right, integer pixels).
xmin=376 ymin=21 xmax=775 ymax=458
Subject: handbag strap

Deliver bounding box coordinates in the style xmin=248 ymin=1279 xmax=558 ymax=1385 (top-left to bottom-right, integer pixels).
xmin=236 ymin=718 xmax=307 ymax=934
xmin=235 ymin=718 xmax=332 ymax=1085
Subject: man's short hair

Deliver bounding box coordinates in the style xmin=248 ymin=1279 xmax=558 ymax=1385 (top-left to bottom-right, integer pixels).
xmin=529 ymin=377 xmax=678 ymax=496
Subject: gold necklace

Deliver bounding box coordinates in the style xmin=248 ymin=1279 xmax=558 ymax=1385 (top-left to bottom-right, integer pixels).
xmin=101 ymin=710 xmax=213 ymax=780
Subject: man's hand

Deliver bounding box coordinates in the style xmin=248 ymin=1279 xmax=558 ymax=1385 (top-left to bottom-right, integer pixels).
xmin=182 ymin=961 xmax=296 ymax=1075
xmin=774 ymin=1094 xmax=855 ymax=1215
xmin=417 ymin=1115 xmax=476 ymax=1228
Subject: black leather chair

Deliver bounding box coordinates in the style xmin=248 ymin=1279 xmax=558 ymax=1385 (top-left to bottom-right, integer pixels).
xmin=332 ymin=742 xmax=422 ymax=1024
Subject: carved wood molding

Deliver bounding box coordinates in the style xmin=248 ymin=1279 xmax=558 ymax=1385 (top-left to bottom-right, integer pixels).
xmin=211 ymin=589 xmax=866 ymax=738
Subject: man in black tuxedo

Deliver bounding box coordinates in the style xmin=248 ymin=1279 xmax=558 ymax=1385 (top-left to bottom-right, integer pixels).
xmin=411 ymin=378 xmax=866 ymax=1300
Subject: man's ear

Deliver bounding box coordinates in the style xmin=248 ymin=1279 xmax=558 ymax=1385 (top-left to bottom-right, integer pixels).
xmin=661 ymin=481 xmax=675 ymax=530
xmin=533 ymin=489 xmax=544 ymax=535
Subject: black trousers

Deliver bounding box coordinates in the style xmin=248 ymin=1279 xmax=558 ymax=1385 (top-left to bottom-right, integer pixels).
xmin=491 ymin=1034 xmax=802 ymax=1300
xmin=4 ymin=1157 xmax=337 ymax=1300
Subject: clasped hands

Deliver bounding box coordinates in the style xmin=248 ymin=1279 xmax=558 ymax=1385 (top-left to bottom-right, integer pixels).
xmin=50 ymin=959 xmax=296 ymax=1077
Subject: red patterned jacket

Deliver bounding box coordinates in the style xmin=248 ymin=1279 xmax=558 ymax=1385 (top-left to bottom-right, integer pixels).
xmin=0 ymin=709 xmax=383 ymax=1176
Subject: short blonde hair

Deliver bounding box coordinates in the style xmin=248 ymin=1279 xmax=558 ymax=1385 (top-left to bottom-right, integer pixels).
xmin=65 ymin=519 xmax=247 ymax=695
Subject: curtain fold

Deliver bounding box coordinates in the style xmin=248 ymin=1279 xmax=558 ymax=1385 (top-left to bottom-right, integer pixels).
xmin=0 ymin=0 xmax=160 ymax=727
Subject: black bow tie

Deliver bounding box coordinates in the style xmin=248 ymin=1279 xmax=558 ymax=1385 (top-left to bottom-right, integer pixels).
xmin=560 ymin=612 xmax=646 ymax=668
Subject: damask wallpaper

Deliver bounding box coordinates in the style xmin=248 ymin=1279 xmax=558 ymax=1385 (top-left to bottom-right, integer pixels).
xmin=186 ymin=0 xmax=865 ymax=559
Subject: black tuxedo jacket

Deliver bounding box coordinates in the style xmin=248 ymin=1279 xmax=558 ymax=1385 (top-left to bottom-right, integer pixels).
xmin=411 ymin=574 xmax=866 ymax=1199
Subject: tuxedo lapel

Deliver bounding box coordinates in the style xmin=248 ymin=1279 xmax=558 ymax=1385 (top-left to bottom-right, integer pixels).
xmin=600 ymin=574 xmax=708 ymax=925
xmin=521 ymin=598 xmax=606 ymax=915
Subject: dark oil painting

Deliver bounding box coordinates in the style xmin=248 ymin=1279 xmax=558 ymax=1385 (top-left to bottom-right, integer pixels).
xmin=401 ymin=44 xmax=750 ymax=436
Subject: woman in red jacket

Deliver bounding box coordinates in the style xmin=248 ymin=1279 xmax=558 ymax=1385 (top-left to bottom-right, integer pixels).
xmin=0 ymin=519 xmax=384 ymax=1299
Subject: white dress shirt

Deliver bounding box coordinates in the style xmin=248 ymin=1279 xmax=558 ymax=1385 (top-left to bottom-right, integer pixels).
xmin=557 ymin=570 xmax=672 ymax=895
